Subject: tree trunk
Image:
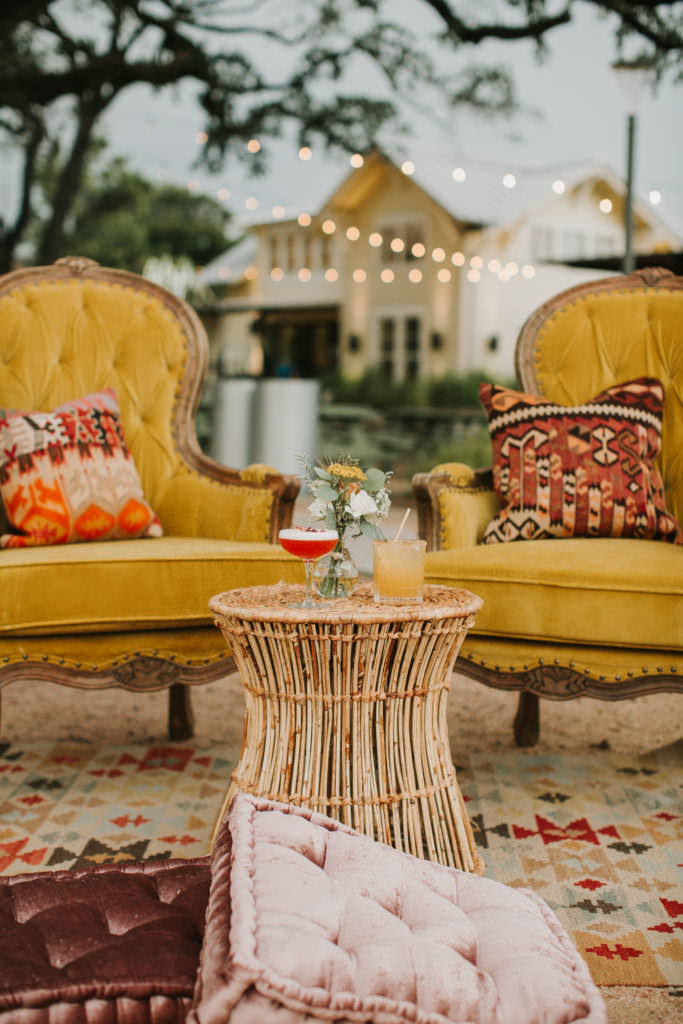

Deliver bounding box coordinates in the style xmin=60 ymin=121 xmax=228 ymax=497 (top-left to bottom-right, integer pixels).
xmin=37 ymin=96 xmax=103 ymax=265
xmin=0 ymin=118 xmax=44 ymax=273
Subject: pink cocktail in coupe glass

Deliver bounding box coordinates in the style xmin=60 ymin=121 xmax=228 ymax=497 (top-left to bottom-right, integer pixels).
xmin=279 ymin=527 xmax=338 ymax=608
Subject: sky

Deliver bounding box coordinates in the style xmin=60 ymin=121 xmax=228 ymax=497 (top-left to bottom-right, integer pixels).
xmin=97 ymin=2 xmax=683 ymax=239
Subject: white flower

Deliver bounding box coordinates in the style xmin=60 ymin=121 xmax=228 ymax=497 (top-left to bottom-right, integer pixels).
xmin=373 ymin=488 xmax=391 ymax=519
xmin=347 ymin=490 xmax=377 ymax=519
xmin=307 ymin=498 xmax=328 ymax=519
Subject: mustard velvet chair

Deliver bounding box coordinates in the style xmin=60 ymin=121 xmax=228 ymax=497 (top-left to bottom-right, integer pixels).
xmin=0 ymin=257 xmax=303 ymax=740
xmin=413 ymin=267 xmax=683 ymax=746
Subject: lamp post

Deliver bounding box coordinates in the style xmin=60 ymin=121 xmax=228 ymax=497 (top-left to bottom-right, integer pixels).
xmin=612 ymin=59 xmax=653 ymax=275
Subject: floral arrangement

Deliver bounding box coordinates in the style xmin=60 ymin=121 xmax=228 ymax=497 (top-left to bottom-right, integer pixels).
xmin=299 ymin=454 xmax=391 ymax=597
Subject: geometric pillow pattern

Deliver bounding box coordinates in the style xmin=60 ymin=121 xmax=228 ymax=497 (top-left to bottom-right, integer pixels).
xmin=0 ymin=388 xmax=162 ymax=548
xmin=479 ymin=376 xmax=682 ymax=545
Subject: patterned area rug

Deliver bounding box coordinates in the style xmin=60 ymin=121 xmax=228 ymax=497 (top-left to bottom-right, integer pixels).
xmin=1 ymin=737 xmax=680 ymax=987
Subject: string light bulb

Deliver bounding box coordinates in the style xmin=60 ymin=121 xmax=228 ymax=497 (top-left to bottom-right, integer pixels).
xmin=298 ymin=268 xmax=312 ymax=281
xmin=299 ymin=146 xmax=312 ymax=160
xmin=350 ymin=153 xmax=364 ymax=168
xmin=322 ymin=219 xmax=336 ymax=234
xmin=325 ymin=268 xmax=339 ymax=282
xmin=346 ymin=226 xmax=360 ymax=241
xmin=298 ymin=212 xmax=312 ymax=227
xmin=247 ymin=138 xmax=261 ymax=153
xmin=409 ymin=269 xmax=422 ymax=283
xmin=411 ymin=242 xmax=425 ymax=258
xmin=380 ymin=268 xmax=395 ymax=283
xmin=369 ymin=232 xmax=382 ymax=247
xmin=452 ymin=167 xmax=466 ymax=182
xmin=352 ymin=269 xmax=367 ymax=283
xmin=599 ymin=198 xmax=613 ymax=213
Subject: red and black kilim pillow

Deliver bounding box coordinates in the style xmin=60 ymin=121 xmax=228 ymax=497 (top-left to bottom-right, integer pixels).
xmin=479 ymin=376 xmax=682 ymax=545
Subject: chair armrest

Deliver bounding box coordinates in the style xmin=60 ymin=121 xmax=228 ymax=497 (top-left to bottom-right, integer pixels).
xmin=412 ymin=462 xmax=499 ymax=551
xmin=156 ymin=456 xmax=300 ymax=543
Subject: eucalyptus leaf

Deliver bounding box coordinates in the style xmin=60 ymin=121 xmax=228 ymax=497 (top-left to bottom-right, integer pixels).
xmin=325 ymin=509 xmax=337 ymax=531
xmin=364 ymin=467 xmax=386 ymax=492
xmin=316 ymin=483 xmax=338 ymax=502
xmin=314 ymin=467 xmax=332 ymax=480
xmin=359 ymin=519 xmax=383 ymax=540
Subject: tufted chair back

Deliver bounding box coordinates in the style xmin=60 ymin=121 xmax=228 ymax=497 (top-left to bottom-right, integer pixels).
xmin=0 ymin=257 xmax=210 ymax=522
xmin=515 ymin=268 xmax=683 ymax=528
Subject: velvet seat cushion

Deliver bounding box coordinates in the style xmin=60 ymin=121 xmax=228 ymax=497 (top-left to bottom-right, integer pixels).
xmin=0 ymin=857 xmax=210 ymax=1024
xmin=191 ymin=793 xmax=606 ymax=1024
xmin=424 ymin=537 xmax=683 ymax=650
xmin=0 ymin=537 xmax=303 ymax=635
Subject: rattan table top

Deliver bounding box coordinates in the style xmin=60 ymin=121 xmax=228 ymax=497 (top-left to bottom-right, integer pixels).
xmin=209 ymin=582 xmax=482 ymax=625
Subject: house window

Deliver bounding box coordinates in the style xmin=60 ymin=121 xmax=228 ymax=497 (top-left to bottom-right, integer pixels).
xmin=269 ymin=235 xmax=279 ymax=270
xmin=562 ymin=231 xmax=585 ymax=259
xmin=321 ymin=234 xmax=332 ymax=270
xmin=376 ymin=220 xmax=425 ymax=263
xmin=380 ymin=318 xmax=395 ymax=377
xmin=286 ymin=233 xmax=297 ymax=272
xmin=405 ymin=223 xmax=425 ymax=260
xmin=596 ymin=234 xmax=618 ymax=257
xmin=377 ymin=313 xmax=423 ymax=379
xmin=405 ymin=317 xmax=420 ymax=379
xmin=531 ymin=226 xmax=554 ymax=261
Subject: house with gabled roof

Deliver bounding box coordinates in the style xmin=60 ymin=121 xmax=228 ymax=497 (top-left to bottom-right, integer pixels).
xmin=195 ymin=147 xmax=680 ymax=382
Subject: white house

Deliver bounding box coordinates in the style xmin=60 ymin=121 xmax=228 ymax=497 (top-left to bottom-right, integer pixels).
xmin=195 ymin=147 xmax=680 ymax=383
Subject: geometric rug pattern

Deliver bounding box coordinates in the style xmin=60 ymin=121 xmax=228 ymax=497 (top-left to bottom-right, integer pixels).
xmin=1 ymin=738 xmax=681 ymax=988
xmin=458 ymin=750 xmax=683 ymax=988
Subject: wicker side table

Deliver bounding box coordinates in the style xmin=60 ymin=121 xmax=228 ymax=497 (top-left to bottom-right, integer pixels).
xmin=209 ymin=582 xmax=484 ymax=872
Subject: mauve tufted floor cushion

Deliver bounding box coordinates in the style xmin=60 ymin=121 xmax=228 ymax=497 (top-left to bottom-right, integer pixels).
xmin=0 ymin=857 xmax=210 ymax=1024
xmin=191 ymin=794 xmax=607 ymax=1024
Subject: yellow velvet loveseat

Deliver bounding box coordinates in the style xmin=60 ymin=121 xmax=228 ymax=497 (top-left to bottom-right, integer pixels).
xmin=0 ymin=257 xmax=303 ymax=740
xmin=413 ymin=268 xmax=683 ymax=746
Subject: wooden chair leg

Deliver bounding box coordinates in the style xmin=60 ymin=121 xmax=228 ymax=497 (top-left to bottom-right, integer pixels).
xmin=514 ymin=691 xmax=540 ymax=747
xmin=168 ymin=683 xmax=194 ymax=741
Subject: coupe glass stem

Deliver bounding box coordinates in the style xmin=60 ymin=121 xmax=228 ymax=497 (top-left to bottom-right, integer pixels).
xmin=301 ymin=558 xmax=317 ymax=609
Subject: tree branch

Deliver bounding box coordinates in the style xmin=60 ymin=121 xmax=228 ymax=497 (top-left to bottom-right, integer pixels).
xmin=422 ymin=0 xmax=572 ymax=43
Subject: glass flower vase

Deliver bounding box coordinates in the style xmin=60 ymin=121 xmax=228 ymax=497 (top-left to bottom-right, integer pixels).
xmin=312 ymin=538 xmax=359 ymax=599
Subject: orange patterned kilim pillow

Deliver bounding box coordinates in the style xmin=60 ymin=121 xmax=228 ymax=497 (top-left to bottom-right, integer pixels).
xmin=479 ymin=376 xmax=682 ymax=545
xmin=0 ymin=389 xmax=163 ymax=548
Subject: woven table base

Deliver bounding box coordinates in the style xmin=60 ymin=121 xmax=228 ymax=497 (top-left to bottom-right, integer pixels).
xmin=209 ymin=583 xmax=484 ymax=872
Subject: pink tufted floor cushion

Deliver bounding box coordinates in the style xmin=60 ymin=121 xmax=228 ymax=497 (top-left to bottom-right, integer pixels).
xmin=191 ymin=794 xmax=607 ymax=1024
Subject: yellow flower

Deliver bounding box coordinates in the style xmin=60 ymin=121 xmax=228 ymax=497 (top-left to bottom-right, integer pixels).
xmin=327 ymin=462 xmax=366 ymax=482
